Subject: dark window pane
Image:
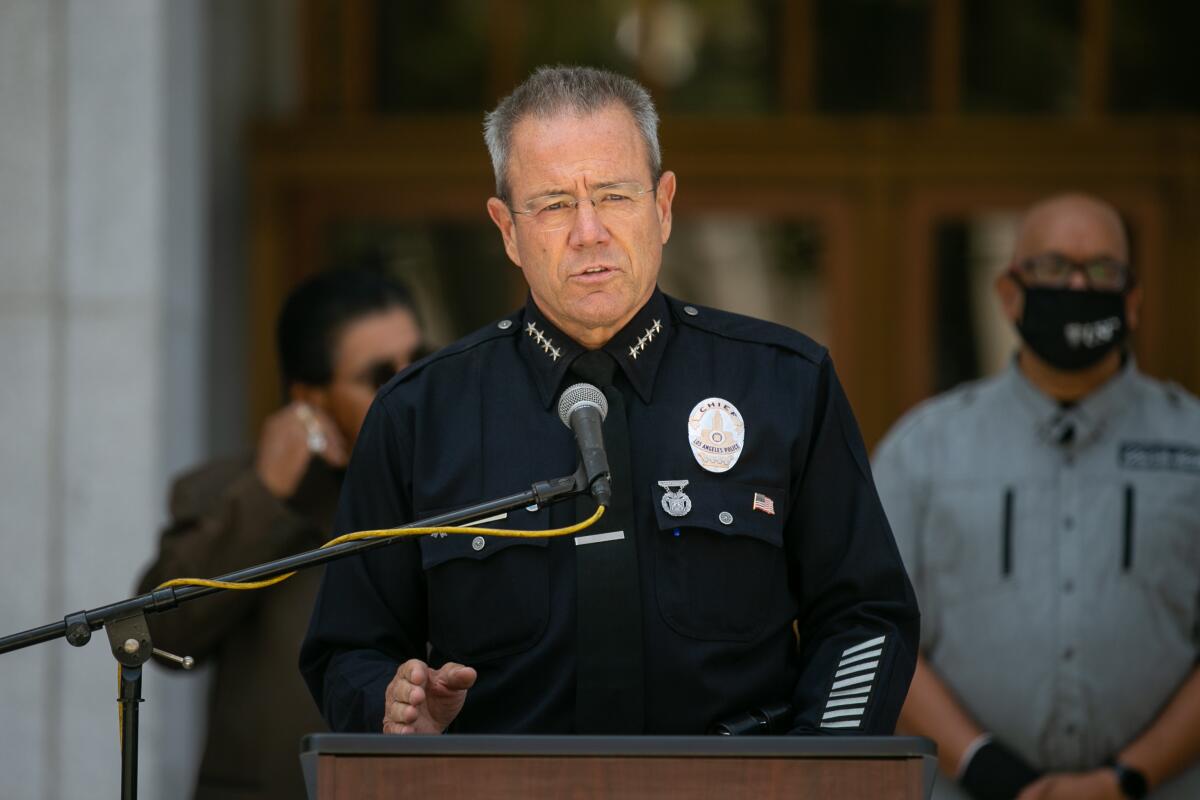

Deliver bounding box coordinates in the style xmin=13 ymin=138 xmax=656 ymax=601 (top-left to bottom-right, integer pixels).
xmin=325 ymin=221 xmax=521 ymax=345
xmin=1109 ymin=1 xmax=1200 ymax=112
xmin=661 ymin=217 xmax=827 ymax=343
xmin=932 ymin=214 xmax=1021 ymax=392
xmin=520 ymin=2 xmax=636 ymax=81
xmin=816 ymin=0 xmax=931 ymax=113
xmin=963 ymin=0 xmax=1081 ymax=114
xmin=658 ymin=0 xmax=781 ymax=113
xmin=376 ymin=1 xmax=490 ymax=112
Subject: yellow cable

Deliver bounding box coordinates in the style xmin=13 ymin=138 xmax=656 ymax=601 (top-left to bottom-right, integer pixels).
xmin=154 ymin=504 xmax=605 ymax=593
xmin=126 ymin=505 xmax=604 ymax=743
xmin=117 ymin=665 xmax=123 ymax=748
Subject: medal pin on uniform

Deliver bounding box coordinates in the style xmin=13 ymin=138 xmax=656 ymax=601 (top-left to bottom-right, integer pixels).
xmin=687 ymin=397 xmax=746 ymax=473
xmin=658 ymin=480 xmax=692 ymax=517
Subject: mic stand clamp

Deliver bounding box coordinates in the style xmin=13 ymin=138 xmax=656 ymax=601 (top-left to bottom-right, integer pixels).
xmin=104 ymin=612 xmax=152 ymax=800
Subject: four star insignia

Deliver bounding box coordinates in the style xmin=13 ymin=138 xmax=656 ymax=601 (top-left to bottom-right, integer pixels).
xmin=525 ymin=321 xmax=562 ymax=362
xmin=627 ymin=319 xmax=662 ymax=360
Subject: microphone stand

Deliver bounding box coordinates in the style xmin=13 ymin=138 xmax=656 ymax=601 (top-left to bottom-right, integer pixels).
xmin=0 ymin=468 xmax=589 ymax=800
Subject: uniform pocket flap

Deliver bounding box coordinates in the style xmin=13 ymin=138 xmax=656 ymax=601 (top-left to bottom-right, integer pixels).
xmin=650 ymin=478 xmax=785 ymax=548
xmin=418 ymin=506 xmax=551 ymax=570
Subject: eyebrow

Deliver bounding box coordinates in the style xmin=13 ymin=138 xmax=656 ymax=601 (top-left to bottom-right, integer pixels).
xmin=520 ymin=179 xmax=642 ymax=203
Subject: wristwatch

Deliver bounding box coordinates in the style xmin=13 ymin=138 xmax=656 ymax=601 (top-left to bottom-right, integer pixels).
xmin=1109 ymin=761 xmax=1148 ymax=799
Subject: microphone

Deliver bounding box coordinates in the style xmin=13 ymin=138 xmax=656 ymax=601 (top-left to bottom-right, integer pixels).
xmin=557 ymin=383 xmax=612 ymax=507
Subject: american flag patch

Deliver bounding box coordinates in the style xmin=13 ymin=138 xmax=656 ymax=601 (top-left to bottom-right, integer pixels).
xmin=752 ymin=492 xmax=775 ymax=515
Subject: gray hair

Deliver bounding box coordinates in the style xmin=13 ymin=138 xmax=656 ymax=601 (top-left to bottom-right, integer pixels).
xmin=483 ymin=65 xmax=662 ymax=201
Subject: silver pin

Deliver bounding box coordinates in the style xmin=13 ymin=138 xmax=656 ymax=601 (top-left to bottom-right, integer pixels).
xmin=471 ymin=536 xmax=486 ymax=551
xmin=719 ymin=511 xmax=734 ymax=526
xmin=658 ymin=480 xmax=692 ymax=517
xmin=152 ymin=647 xmax=195 ymax=670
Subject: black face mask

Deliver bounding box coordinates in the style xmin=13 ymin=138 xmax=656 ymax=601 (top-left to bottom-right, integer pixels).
xmin=1016 ymin=286 xmax=1127 ymax=371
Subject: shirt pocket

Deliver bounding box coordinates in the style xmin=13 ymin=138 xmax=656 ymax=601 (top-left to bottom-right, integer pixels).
xmin=650 ymin=477 xmax=791 ymax=643
xmin=1125 ymin=476 xmax=1200 ymax=624
xmin=417 ymin=507 xmax=551 ymax=663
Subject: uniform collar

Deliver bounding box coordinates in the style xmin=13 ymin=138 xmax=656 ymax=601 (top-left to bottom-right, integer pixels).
xmin=519 ymin=289 xmax=671 ymax=408
xmin=1004 ymin=352 xmax=1138 ymax=450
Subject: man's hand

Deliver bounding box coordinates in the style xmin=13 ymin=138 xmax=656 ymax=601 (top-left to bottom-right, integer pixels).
xmin=1015 ymin=769 xmax=1123 ymax=800
xmin=255 ymin=402 xmax=348 ymax=498
xmin=383 ymin=659 xmax=477 ymax=734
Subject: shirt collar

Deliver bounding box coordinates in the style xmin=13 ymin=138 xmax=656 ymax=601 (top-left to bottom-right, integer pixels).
xmin=1004 ymin=352 xmax=1138 ymax=449
xmin=519 ymin=289 xmax=672 ymax=408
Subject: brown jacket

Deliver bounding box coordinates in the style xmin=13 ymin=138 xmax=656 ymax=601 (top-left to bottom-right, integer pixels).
xmin=138 ymin=457 xmax=340 ymax=800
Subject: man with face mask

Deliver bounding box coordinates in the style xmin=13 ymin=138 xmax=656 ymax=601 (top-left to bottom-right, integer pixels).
xmin=873 ymin=193 xmax=1200 ymax=800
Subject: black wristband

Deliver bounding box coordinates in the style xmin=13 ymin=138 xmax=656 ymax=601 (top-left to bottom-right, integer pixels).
xmin=1105 ymin=760 xmax=1149 ymax=799
xmin=959 ymin=739 xmax=1042 ymax=800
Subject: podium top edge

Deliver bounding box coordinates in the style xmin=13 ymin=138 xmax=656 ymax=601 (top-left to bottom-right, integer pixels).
xmin=300 ymin=733 xmax=936 ymax=758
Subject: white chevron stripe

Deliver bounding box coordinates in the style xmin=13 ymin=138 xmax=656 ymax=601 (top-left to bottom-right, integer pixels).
xmin=831 ymin=673 xmax=874 ymax=691
xmin=829 ymin=686 xmax=871 ymax=698
xmin=820 ymin=720 xmax=862 ymax=729
xmin=839 ymin=648 xmax=883 ymax=668
xmin=825 ymin=696 xmax=869 ymax=709
xmin=835 ymin=660 xmax=879 ymax=678
xmin=841 ymin=635 xmax=886 ymax=657
xmin=822 ymin=707 xmax=865 ymax=721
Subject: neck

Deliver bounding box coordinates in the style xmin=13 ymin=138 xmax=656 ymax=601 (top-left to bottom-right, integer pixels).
xmin=1017 ymin=347 xmax=1123 ymax=403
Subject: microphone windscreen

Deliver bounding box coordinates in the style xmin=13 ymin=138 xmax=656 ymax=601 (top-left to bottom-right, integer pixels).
xmin=557 ymin=382 xmax=608 ymax=427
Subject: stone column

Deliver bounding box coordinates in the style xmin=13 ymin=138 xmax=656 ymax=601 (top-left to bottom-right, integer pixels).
xmin=0 ymin=1 xmax=207 ymax=796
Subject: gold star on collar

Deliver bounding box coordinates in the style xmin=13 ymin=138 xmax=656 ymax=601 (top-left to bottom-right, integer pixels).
xmin=525 ymin=320 xmax=562 ymax=362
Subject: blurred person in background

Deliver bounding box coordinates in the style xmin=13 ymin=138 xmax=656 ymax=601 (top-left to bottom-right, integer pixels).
xmin=137 ymin=269 xmax=423 ymax=800
xmin=873 ymin=193 xmax=1200 ymax=800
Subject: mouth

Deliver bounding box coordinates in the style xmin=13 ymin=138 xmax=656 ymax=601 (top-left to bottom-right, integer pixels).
xmin=570 ymin=264 xmax=618 ymax=281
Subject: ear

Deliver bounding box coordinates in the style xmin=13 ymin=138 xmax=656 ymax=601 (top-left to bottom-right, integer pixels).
xmin=1125 ymin=283 xmax=1143 ymax=332
xmin=994 ymin=269 xmax=1024 ymax=325
xmin=289 ymin=382 xmax=329 ymax=413
xmin=655 ymin=171 xmax=677 ymax=245
xmin=487 ymin=197 xmax=523 ymax=268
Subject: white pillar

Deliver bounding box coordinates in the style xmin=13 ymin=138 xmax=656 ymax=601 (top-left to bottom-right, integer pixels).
xmin=0 ymin=1 xmax=207 ymax=797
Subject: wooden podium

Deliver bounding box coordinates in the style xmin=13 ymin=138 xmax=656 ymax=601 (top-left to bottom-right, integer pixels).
xmin=300 ymin=734 xmax=937 ymax=799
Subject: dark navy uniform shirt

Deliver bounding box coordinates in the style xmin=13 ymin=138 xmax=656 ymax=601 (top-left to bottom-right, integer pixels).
xmin=300 ymin=289 xmax=919 ymax=735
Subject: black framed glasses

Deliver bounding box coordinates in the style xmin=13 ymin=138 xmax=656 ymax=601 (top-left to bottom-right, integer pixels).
xmin=1014 ymin=252 xmax=1133 ymax=292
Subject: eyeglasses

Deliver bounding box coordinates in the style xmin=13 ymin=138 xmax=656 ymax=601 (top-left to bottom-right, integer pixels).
xmin=508 ymin=182 xmax=655 ymax=232
xmin=1013 ymin=252 xmax=1132 ymax=292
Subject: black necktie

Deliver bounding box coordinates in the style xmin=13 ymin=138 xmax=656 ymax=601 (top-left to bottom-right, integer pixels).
xmin=570 ymin=350 xmax=644 ymax=733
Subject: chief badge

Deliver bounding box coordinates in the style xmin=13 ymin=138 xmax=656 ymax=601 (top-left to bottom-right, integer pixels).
xmin=657 ymin=480 xmax=692 ymax=517
xmin=687 ymin=397 xmax=745 ymax=473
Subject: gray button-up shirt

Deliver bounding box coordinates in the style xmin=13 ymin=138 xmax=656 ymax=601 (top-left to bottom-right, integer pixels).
xmin=874 ymin=358 xmax=1200 ymax=799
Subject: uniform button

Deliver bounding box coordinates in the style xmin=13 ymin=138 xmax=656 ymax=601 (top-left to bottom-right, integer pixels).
xmin=1063 ymin=516 xmax=1075 ymax=530
xmin=684 ymin=305 xmax=699 ymax=316
xmin=1063 ymin=647 xmax=1074 ymax=660
xmin=1062 ymin=580 xmax=1074 ymax=593
xmin=471 ymin=536 xmax=486 ymax=551
xmin=497 ymin=320 xmax=513 ymax=330
xmin=718 ymin=511 xmax=733 ymax=525
xmin=1065 ymin=724 xmax=1077 ymax=736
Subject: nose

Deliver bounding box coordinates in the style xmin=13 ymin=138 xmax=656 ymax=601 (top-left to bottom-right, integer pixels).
xmin=567 ymin=199 xmax=611 ymax=248
xmin=1066 ymin=269 xmax=1089 ymax=290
